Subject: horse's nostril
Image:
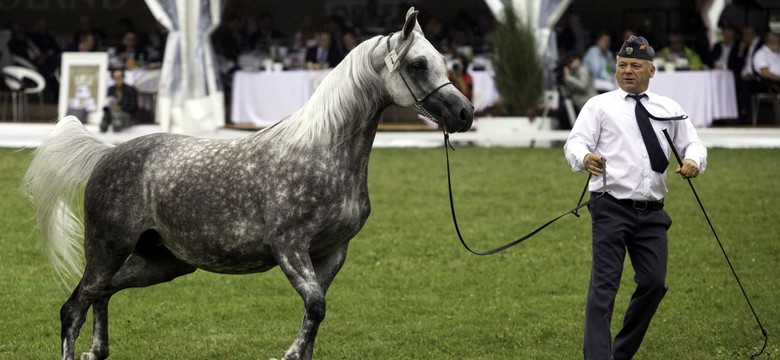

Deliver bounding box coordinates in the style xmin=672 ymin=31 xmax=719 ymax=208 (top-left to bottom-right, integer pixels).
xmin=459 ymin=108 xmax=469 ymax=121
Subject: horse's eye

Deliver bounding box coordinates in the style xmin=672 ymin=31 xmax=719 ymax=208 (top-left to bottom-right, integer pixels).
xmin=409 ymin=60 xmax=427 ymax=71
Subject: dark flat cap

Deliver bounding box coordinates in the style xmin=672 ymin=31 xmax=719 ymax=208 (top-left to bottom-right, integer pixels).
xmin=617 ymin=35 xmax=655 ymax=60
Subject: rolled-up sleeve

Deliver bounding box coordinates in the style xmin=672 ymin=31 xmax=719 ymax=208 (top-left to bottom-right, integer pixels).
xmin=673 ymin=120 xmax=708 ymax=173
xmin=564 ymin=100 xmax=600 ymax=172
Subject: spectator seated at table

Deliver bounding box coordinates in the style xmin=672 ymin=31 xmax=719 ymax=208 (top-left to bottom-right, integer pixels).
xmin=658 ymin=32 xmax=705 ymax=70
xmin=100 ymin=69 xmax=138 ymax=133
xmin=305 ymin=31 xmax=343 ymax=70
xmin=116 ymin=30 xmax=148 ymax=69
xmin=711 ymin=26 xmax=743 ymax=73
xmin=751 ymin=31 xmax=780 ymax=91
xmin=447 ymin=53 xmax=473 ymax=101
xmin=342 ymin=31 xmax=359 ymax=54
xmin=583 ymin=31 xmax=616 ymax=92
xmin=561 ymin=53 xmax=597 ymax=114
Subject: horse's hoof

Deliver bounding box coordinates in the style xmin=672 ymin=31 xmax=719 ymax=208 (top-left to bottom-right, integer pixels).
xmin=80 ymin=352 xmax=99 ymax=360
xmin=281 ymin=351 xmax=300 ymax=360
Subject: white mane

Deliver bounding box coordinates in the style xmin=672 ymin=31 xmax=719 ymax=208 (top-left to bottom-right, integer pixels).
xmin=252 ymin=35 xmax=386 ymax=151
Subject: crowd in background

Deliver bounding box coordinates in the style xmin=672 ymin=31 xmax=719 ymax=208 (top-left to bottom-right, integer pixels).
xmin=209 ymin=3 xmax=491 ymax=118
xmin=555 ymin=0 xmax=779 ymax=125
xmin=2 ymin=1 xmax=778 ymax=126
xmin=4 ymin=14 xmax=168 ymax=102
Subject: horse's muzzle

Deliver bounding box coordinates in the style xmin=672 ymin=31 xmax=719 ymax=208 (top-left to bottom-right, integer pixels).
xmin=425 ymin=90 xmax=474 ymax=133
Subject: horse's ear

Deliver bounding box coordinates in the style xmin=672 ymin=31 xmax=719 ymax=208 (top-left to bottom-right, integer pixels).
xmin=402 ymin=7 xmax=421 ymax=39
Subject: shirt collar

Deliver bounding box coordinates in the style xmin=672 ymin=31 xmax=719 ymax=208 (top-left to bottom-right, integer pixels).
xmin=618 ymin=87 xmax=653 ymax=100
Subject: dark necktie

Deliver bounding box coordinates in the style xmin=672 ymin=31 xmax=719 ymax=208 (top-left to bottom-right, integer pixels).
xmin=628 ymin=94 xmax=668 ymax=173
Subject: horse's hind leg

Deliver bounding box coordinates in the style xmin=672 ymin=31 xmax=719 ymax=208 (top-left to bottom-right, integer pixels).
xmin=84 ymin=241 xmax=196 ymax=360
xmin=60 ymin=251 xmax=130 ymax=360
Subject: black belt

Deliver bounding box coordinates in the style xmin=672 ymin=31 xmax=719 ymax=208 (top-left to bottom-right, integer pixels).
xmin=595 ymin=192 xmax=664 ymax=211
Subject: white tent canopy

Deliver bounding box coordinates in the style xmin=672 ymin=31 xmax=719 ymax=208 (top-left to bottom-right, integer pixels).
xmin=145 ymin=0 xmax=224 ymax=135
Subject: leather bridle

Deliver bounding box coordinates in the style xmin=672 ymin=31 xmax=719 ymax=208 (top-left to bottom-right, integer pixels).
xmin=384 ymin=32 xmax=453 ymax=127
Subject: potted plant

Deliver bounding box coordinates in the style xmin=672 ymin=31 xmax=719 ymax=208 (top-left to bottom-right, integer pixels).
xmin=478 ymin=5 xmax=547 ymax=146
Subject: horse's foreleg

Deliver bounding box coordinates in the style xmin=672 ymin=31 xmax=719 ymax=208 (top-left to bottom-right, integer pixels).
xmin=299 ymin=245 xmax=349 ymax=358
xmin=275 ymin=250 xmax=326 ymax=360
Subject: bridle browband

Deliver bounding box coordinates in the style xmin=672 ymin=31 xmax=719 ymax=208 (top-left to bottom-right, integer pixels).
xmin=385 ymin=32 xmax=453 ymax=126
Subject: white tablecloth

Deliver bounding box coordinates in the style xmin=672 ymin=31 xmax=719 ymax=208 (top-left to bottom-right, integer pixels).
xmin=470 ymin=70 xmax=738 ymax=127
xmin=649 ymin=70 xmax=738 ymax=127
xmin=231 ymin=70 xmax=329 ymax=126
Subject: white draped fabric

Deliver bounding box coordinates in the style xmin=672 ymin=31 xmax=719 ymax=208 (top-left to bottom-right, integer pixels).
xmin=144 ymin=0 xmax=224 ymax=134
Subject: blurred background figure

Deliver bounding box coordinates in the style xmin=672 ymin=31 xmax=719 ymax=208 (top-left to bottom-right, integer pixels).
xmin=711 ymin=26 xmax=742 ymax=73
xmin=342 ymin=31 xmax=359 ymax=54
xmin=561 ymin=53 xmax=597 ymax=114
xmin=101 ymin=68 xmax=138 ymax=133
xmin=65 ymin=31 xmax=96 ymax=52
xmin=448 ymin=53 xmax=473 ymax=101
xmin=737 ymin=25 xmax=763 ymax=121
xmin=117 ymin=31 xmax=148 ymax=70
xmin=305 ymin=31 xmax=342 ymax=69
xmin=583 ymin=31 xmax=615 ymax=92
xmin=658 ymin=31 xmax=704 ymax=70
xmin=752 ymin=31 xmax=780 ymax=89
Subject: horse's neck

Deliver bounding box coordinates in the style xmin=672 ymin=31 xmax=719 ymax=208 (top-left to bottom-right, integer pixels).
xmin=252 ymin=45 xmax=387 ymax=156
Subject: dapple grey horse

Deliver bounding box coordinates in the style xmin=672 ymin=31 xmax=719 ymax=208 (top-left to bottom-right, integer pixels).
xmin=23 ymin=8 xmax=473 ymax=360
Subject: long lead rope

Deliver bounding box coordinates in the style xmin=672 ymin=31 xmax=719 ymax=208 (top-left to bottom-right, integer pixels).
xmin=443 ymin=133 xmax=604 ymax=256
xmin=661 ymin=129 xmax=768 ymax=358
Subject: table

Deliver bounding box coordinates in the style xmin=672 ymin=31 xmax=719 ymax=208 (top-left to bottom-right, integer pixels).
xmin=470 ymin=70 xmax=738 ymax=127
xmin=231 ymin=70 xmax=329 ymax=126
xmin=650 ymin=70 xmax=738 ymax=127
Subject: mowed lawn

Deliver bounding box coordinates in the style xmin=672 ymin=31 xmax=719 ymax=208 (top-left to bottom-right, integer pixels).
xmin=0 ymin=145 xmax=778 ymax=359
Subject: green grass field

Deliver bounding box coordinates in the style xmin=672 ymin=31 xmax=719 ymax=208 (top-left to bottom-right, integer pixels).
xmin=1 ymin=146 xmax=778 ymax=359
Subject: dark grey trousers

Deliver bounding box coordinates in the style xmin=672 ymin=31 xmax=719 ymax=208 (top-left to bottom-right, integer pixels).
xmin=583 ymin=195 xmax=671 ymax=360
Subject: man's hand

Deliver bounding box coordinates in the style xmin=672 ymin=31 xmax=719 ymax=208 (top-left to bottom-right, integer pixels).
xmin=676 ymin=159 xmax=700 ymax=179
xmin=584 ymin=153 xmax=605 ymax=176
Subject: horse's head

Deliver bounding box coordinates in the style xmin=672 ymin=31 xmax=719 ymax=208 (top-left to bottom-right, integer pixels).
xmin=375 ymin=7 xmax=474 ymax=133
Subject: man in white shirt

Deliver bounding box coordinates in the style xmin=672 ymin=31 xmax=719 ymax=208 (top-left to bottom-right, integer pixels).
xmin=564 ymin=35 xmax=707 ymax=360
xmin=752 ymin=31 xmax=780 ymax=85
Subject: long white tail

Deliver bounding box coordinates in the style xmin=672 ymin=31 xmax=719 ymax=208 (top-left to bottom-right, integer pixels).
xmin=21 ymin=116 xmax=115 ymax=284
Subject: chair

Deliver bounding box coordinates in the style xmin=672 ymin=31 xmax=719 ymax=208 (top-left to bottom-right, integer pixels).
xmin=1 ymin=65 xmax=46 ymax=121
xmin=750 ymin=77 xmax=780 ymax=126
xmin=750 ymin=60 xmax=780 ymax=126
xmin=11 ymin=54 xmax=39 ymax=71
xmin=751 ymin=91 xmax=780 ymax=126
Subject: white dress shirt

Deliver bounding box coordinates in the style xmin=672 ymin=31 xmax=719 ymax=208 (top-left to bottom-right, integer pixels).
xmin=752 ymin=45 xmax=780 ymax=77
xmin=741 ymin=38 xmax=761 ymax=77
xmin=564 ymin=88 xmax=708 ymax=201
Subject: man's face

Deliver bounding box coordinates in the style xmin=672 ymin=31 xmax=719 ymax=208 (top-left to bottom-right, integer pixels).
xmin=112 ymin=70 xmax=124 ymax=84
xmin=615 ymin=56 xmax=655 ymax=94
xmin=766 ymin=33 xmax=780 ymax=52
xmin=318 ymin=33 xmax=331 ymax=48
